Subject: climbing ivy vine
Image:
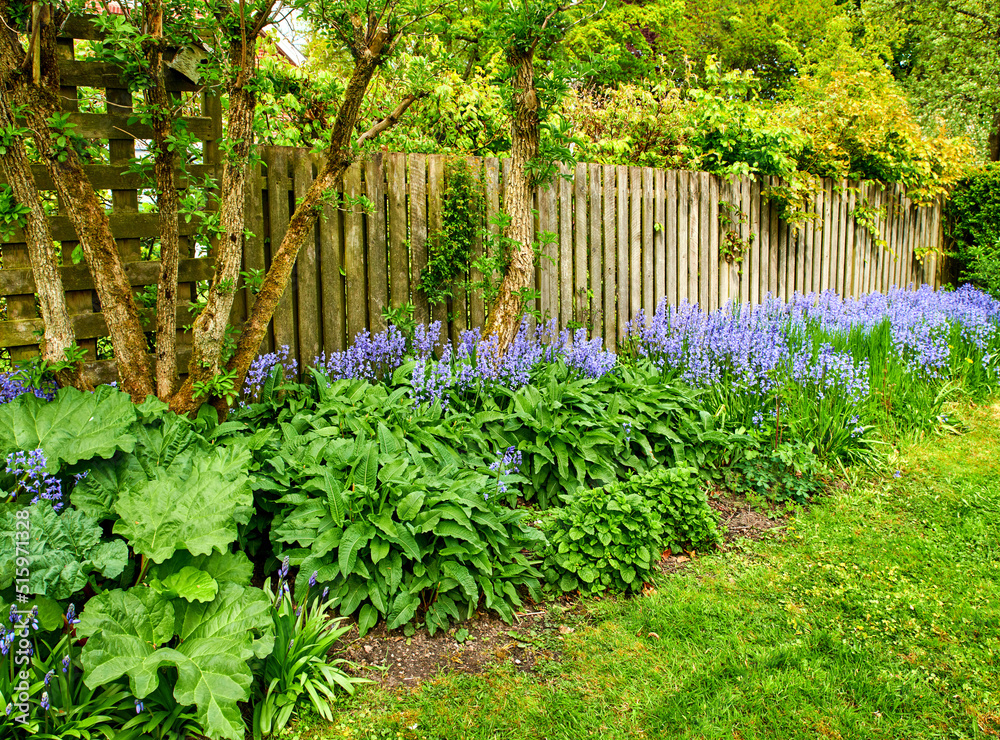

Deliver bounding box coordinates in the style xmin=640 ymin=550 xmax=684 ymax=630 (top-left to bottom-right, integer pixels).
xmin=420 ymin=160 xmax=486 ymax=306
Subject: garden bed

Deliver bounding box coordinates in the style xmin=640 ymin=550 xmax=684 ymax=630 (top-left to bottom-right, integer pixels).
xmin=1 ymin=285 xmax=998 ymax=740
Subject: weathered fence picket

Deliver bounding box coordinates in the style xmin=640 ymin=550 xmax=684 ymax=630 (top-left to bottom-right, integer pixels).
xmin=2 ymin=151 xmax=947 ymax=381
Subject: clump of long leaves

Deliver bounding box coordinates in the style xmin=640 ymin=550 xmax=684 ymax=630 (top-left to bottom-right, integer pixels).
xmin=252 ymin=566 xmax=365 ymax=739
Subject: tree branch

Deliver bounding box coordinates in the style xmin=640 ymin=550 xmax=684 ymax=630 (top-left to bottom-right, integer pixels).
xmin=355 ymin=92 xmax=426 ymax=148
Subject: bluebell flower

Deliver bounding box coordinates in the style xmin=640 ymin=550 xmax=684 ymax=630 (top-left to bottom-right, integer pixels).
xmin=5 ymin=448 xmax=63 ymax=509
xmin=0 ymin=372 xmax=55 ymax=404
xmin=40 ymin=692 xmax=49 ymax=710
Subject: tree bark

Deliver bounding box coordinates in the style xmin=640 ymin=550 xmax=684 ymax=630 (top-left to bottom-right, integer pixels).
xmin=173 ymin=50 xmax=257 ymax=407
xmin=211 ymin=55 xmax=384 ymax=412
xmin=484 ymin=47 xmax=540 ymax=352
xmin=0 ymin=4 xmax=155 ymax=401
xmin=0 ymin=82 xmax=90 ymax=390
xmin=144 ymin=0 xmax=181 ymax=397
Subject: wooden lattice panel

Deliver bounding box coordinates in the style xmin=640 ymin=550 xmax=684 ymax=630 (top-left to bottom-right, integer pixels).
xmin=0 ymin=15 xmax=221 ymax=384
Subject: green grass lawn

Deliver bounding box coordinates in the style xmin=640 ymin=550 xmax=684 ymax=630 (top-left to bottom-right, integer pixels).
xmin=294 ymin=401 xmax=1000 ymax=740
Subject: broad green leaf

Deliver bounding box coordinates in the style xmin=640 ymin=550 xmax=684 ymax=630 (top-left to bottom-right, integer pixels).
xmin=442 ymin=561 xmax=477 ymax=602
xmin=149 ymin=550 xmax=253 ymax=588
xmin=158 ymin=567 xmax=219 ymax=603
xmin=0 ymin=504 xmax=128 ymax=599
xmin=143 ymin=637 xmax=254 ymax=740
xmin=396 ymin=491 xmax=425 ymax=521
xmin=377 ymin=422 xmax=399 ymax=456
xmin=0 ymin=385 xmax=136 ymax=468
xmin=173 ymin=582 xmax=272 ymax=646
xmin=71 ymin=453 xmax=147 ymax=520
xmin=338 ymin=522 xmax=375 ymax=576
xmin=358 ymin=604 xmax=378 ymax=636
xmin=78 ymin=588 xmax=176 ymax=697
xmin=323 ymin=470 xmax=346 ymax=526
xmin=386 ymin=591 xmax=419 ymax=630
xmin=113 ymin=448 xmax=252 ymax=563
xmin=369 ymin=536 xmax=391 ymax=565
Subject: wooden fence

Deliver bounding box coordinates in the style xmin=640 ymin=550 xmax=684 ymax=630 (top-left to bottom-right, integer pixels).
xmin=0 ymin=13 xmax=945 ymax=378
xmin=236 ymin=151 xmax=945 ymax=370
xmin=2 ymin=145 xmax=945 ymax=379
xmin=0 ymin=15 xmax=220 ymax=383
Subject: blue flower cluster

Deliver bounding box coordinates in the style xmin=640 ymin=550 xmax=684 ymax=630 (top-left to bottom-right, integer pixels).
xmin=625 ymin=284 xmax=1000 ymax=404
xmin=242 ymin=345 xmax=299 ymax=402
xmin=4 ymin=448 xmax=64 ymax=511
xmin=0 ymin=371 xmax=55 ymax=404
xmin=314 ymin=325 xmax=408 ymax=382
xmin=245 ymin=285 xmax=998 ymax=414
xmin=489 ymin=445 xmax=523 ymax=497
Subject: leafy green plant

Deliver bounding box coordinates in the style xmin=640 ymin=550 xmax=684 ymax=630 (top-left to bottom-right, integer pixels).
xmin=0 ymin=391 xmax=276 ymax=739
xmin=947 ymin=163 xmax=1000 ymax=297
xmin=191 ymin=368 xmax=239 ymax=406
xmin=420 ymin=160 xmax=484 ymax=306
xmin=541 ymin=465 xmax=721 ymax=594
xmin=0 ymin=385 xmax=137 ymax=470
xmin=252 ymin=569 xmax=366 ymax=738
xmin=76 ymin=554 xmax=274 ymax=740
xmin=251 ymin=377 xmax=545 ymax=636
xmin=721 ymin=438 xmax=826 ymax=505
xmin=540 ymin=480 xmax=664 ymax=594
xmin=0 ymin=503 xmax=128 ymax=600
xmin=0 ymin=184 xmax=29 ymax=241
xmin=641 ymin=466 xmax=722 ymax=554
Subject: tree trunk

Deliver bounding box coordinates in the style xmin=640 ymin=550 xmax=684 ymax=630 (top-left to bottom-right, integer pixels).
xmin=0 ymin=83 xmax=90 ymax=390
xmin=2 ymin=6 xmax=154 ymax=401
xmin=144 ymin=0 xmax=180 ymax=397
xmin=989 ymin=107 xmax=1000 ymax=162
xmin=484 ymin=47 xmax=540 ymax=352
xmin=170 ymin=43 xmax=258 ymax=414
xmin=171 ymin=54 xmax=385 ymax=415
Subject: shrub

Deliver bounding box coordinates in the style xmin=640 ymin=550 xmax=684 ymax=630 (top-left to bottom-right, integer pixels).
xmin=541 ymin=466 xmax=721 ymax=594
xmin=641 ymin=466 xmax=722 ymax=553
xmin=253 ymin=378 xmax=546 ymax=637
xmin=947 ymin=163 xmax=1000 ymax=298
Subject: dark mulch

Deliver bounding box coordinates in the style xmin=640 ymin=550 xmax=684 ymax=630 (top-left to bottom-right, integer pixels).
xmin=335 ymin=492 xmax=784 ymax=687
xmin=336 ymin=604 xmax=577 ymax=687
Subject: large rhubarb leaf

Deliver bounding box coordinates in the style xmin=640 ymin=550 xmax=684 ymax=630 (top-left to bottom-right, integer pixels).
xmin=79 ymin=582 xmax=273 ymax=740
xmin=0 ymin=503 xmax=129 ymax=599
xmin=0 ymin=385 xmax=136 ymax=468
xmin=112 ymin=447 xmax=253 ymax=563
xmin=77 ymin=588 xmax=176 ymax=697
xmin=149 ymin=550 xmax=254 ymax=588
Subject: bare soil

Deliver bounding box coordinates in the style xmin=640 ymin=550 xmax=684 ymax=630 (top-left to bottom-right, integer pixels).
xmin=336 ymin=493 xmax=783 ymax=687
xmin=337 ymin=602 xmax=577 ymax=688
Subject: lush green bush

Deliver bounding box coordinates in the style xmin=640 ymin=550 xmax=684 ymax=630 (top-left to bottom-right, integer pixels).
xmin=540 ymin=466 xmax=721 ymax=595
xmin=947 ymin=164 xmax=1000 ymax=298
xmin=0 ymin=389 xmax=275 ymax=740
xmin=540 ymin=480 xmax=663 ymax=594
xmin=247 ymin=377 xmax=546 ymax=637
